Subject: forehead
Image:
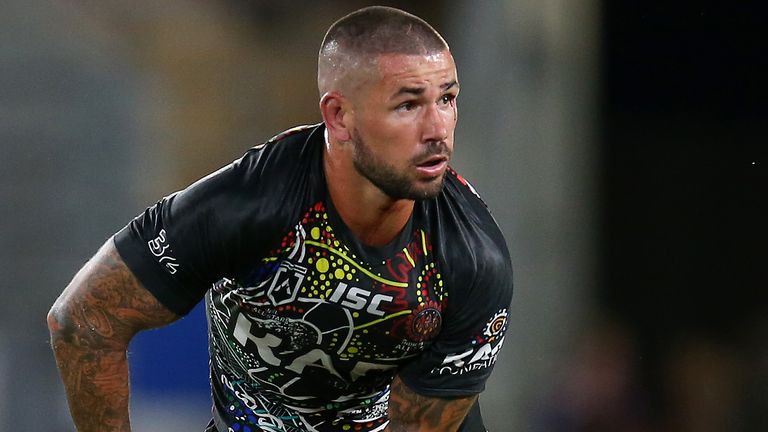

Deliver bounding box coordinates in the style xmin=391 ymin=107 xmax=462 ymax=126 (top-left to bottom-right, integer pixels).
xmin=371 ymin=51 xmax=457 ymax=93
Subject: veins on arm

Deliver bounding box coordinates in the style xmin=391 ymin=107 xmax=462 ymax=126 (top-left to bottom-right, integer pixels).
xmin=386 ymin=375 xmax=477 ymax=432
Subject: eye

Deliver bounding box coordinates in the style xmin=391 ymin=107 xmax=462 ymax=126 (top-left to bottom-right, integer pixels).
xmin=439 ymin=94 xmax=456 ymax=105
xmin=396 ymin=101 xmax=417 ymax=112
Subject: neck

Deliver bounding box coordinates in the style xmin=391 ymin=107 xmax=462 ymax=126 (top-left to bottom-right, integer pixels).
xmin=323 ymin=140 xmax=414 ymax=247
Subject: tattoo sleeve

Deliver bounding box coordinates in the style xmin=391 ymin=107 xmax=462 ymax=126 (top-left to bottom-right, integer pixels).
xmin=386 ymin=375 xmax=478 ymax=432
xmin=48 ymin=238 xmax=179 ymax=432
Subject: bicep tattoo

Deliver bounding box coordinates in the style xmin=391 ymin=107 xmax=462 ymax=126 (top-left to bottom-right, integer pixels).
xmin=48 ymin=238 xmax=180 ymax=431
xmin=50 ymin=238 xmax=178 ymax=347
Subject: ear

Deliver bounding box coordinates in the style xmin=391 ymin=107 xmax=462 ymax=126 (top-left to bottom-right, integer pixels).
xmin=319 ymin=91 xmax=352 ymax=142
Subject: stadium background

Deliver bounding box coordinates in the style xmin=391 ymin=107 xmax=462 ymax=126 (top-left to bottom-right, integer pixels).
xmin=1 ymin=1 xmax=764 ymax=430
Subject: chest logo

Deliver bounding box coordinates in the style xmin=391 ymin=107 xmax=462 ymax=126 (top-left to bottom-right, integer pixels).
xmin=267 ymin=261 xmax=307 ymax=306
xmin=406 ymin=303 xmax=442 ymax=342
xmin=327 ymin=282 xmax=394 ymax=316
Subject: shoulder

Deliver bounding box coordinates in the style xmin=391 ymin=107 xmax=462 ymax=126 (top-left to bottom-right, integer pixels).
xmin=438 ymin=167 xmax=509 ymax=253
xmin=183 ymin=123 xmax=324 ymax=202
xmin=430 ymin=167 xmax=513 ymax=285
xmin=235 ymin=123 xmax=324 ymax=180
xmin=159 ymin=123 xmax=325 ymax=246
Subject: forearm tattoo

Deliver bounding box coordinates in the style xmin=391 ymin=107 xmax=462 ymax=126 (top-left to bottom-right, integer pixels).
xmin=386 ymin=376 xmax=477 ymax=432
xmin=48 ymin=240 xmax=178 ymax=432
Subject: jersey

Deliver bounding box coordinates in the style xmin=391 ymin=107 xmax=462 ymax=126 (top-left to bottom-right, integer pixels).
xmin=114 ymin=124 xmax=513 ymax=432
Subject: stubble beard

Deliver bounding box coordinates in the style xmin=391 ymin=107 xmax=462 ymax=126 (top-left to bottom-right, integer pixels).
xmin=350 ymin=128 xmax=449 ymax=201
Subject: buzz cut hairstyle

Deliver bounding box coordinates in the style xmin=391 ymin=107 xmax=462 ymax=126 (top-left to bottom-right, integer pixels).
xmin=320 ymin=6 xmax=448 ymax=58
xmin=317 ymin=6 xmax=449 ymax=94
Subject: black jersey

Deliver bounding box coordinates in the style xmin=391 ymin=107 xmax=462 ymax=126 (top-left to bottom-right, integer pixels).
xmin=115 ymin=124 xmax=513 ymax=432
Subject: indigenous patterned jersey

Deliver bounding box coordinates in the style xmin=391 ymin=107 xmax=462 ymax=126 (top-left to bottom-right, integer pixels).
xmin=115 ymin=124 xmax=513 ymax=432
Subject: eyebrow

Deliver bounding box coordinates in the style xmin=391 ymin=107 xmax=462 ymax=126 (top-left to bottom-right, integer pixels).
xmin=441 ymin=80 xmax=459 ymax=91
xmin=394 ymin=86 xmax=425 ymax=97
xmin=393 ymin=80 xmax=459 ymax=98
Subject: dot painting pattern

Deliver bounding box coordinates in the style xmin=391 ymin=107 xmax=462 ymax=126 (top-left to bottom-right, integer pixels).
xmin=205 ymin=202 xmax=447 ymax=431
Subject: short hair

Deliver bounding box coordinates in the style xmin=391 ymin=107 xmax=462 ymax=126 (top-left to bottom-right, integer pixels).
xmin=317 ymin=6 xmax=449 ymax=95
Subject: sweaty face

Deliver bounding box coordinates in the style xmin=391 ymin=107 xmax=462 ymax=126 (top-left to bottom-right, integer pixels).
xmin=348 ymin=51 xmax=459 ymax=200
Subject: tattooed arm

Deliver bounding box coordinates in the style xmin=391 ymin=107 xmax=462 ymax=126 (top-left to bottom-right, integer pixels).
xmin=47 ymin=238 xmax=179 ymax=431
xmin=385 ymin=375 xmax=478 ymax=432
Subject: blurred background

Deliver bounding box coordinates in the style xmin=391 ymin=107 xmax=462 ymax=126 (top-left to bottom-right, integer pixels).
xmin=1 ymin=1 xmax=765 ymax=431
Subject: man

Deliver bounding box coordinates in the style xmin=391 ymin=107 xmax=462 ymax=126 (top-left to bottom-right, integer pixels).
xmin=48 ymin=6 xmax=513 ymax=432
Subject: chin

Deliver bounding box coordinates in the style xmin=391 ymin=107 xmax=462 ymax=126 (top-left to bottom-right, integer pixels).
xmin=412 ymin=178 xmax=446 ymax=200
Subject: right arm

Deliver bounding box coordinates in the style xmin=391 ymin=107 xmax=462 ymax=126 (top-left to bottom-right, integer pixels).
xmin=47 ymin=238 xmax=179 ymax=432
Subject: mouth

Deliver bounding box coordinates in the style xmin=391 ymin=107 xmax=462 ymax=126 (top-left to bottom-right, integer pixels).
xmin=415 ymin=155 xmax=449 ymax=177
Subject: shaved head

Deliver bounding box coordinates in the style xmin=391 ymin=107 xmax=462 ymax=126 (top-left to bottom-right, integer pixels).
xmin=317 ymin=6 xmax=449 ymax=97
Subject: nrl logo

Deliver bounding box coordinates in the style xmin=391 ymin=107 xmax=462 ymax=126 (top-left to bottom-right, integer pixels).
xmin=267 ymin=261 xmax=307 ymax=306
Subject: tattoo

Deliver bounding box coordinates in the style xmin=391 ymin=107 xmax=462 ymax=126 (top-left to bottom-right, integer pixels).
xmin=386 ymin=375 xmax=477 ymax=432
xmin=48 ymin=239 xmax=178 ymax=432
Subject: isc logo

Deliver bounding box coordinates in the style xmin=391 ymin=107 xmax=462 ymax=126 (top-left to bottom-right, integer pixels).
xmin=327 ymin=282 xmax=393 ymax=316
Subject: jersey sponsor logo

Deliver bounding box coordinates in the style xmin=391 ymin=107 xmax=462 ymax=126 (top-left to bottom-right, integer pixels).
xmin=230 ymin=311 xmax=397 ymax=399
xmin=231 ymin=312 xmax=347 ymax=396
xmin=327 ymin=282 xmax=394 ymax=316
xmin=147 ymin=229 xmax=179 ymax=274
xmin=431 ymin=309 xmax=509 ymax=375
xmin=432 ymin=336 xmax=505 ymax=376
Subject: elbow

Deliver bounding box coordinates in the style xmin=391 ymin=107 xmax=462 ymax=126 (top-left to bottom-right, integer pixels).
xmin=46 ymin=306 xmax=58 ymax=336
xmin=47 ymin=295 xmax=94 ymax=349
xmin=47 ymin=294 xmax=132 ymax=352
xmin=47 ymin=301 xmax=63 ymax=334
xmin=47 ymin=300 xmax=76 ymax=349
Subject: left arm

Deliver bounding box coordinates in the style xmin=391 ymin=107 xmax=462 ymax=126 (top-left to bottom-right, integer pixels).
xmin=385 ymin=375 xmax=477 ymax=432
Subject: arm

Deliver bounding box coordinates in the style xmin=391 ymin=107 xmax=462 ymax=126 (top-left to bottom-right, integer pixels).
xmin=47 ymin=238 xmax=179 ymax=431
xmin=386 ymin=375 xmax=478 ymax=432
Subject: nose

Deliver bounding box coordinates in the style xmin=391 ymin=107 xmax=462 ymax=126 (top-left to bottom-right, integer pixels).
xmin=422 ymin=103 xmax=449 ymax=143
